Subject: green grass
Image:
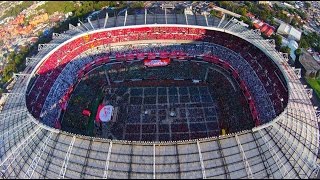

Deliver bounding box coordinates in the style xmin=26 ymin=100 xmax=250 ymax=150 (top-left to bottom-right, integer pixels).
xmin=306 ymin=77 xmax=320 ymax=99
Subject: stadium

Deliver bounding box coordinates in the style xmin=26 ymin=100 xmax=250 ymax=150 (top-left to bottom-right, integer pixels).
xmin=0 ymin=8 xmax=319 ymax=179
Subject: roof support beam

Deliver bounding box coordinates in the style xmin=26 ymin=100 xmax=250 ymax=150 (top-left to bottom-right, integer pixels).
xmin=253 ymin=29 xmax=262 ymax=36
xmin=103 ymin=141 xmax=113 ymax=179
xmin=97 ymin=14 xmax=101 ymax=29
xmin=165 ymin=8 xmax=167 ymax=24
xmin=217 ymin=139 xmax=230 ymax=178
xmin=103 ymin=13 xmax=108 ymax=28
xmin=0 ymin=125 xmax=41 ymax=176
xmin=204 ymin=14 xmax=208 ymax=26
xmin=184 ymin=9 xmax=188 ymax=25
xmin=315 ymin=110 xmax=320 ymax=119
xmin=272 ymin=124 xmax=315 ymax=177
xmin=25 ymin=131 xmax=53 ymax=179
xmin=87 ymin=17 xmax=95 ymax=30
xmin=59 ymin=136 xmax=76 ymax=179
xmin=235 ymin=135 xmax=254 ymax=179
xmin=0 ymin=118 xmax=32 ymax=142
xmin=226 ymin=21 xmax=240 ymax=32
xmin=69 ymin=23 xmax=83 ymax=33
xmin=114 ymin=12 xmax=117 ymax=27
xmin=0 ymin=109 xmax=27 ymax=123
xmin=194 ymin=11 xmax=198 ymax=25
xmin=0 ymin=108 xmax=27 ymax=118
xmin=38 ymin=44 xmax=59 ymax=51
xmin=312 ymin=166 xmax=320 ymax=179
xmin=293 ymin=68 xmax=301 ymax=79
xmin=175 ymin=10 xmax=178 ymax=24
xmin=285 ymin=108 xmax=318 ymax=152
xmin=80 ymin=139 xmax=93 ymax=178
xmin=124 ymin=10 xmax=127 ymax=26
xmin=223 ymin=17 xmax=234 ymax=29
xmin=153 ymin=144 xmax=156 ymax=179
xmin=145 ymin=9 xmax=147 ymax=24
xmin=217 ymin=13 xmax=225 ymax=28
xmin=252 ymin=133 xmax=273 ymax=178
xmin=79 ymin=19 xmax=90 ymax=31
xmin=196 ymin=140 xmax=206 ymax=179
xmin=134 ymin=10 xmax=137 ymax=25
xmin=52 ymin=33 xmax=70 ymax=39
xmin=175 ymin=144 xmax=181 ymax=179
xmin=258 ymin=130 xmax=289 ymax=178
xmin=12 ymin=72 xmax=32 ymax=79
xmin=26 ymin=57 xmax=40 ymax=66
xmin=279 ymin=52 xmax=289 ymax=61
xmin=259 ymin=39 xmax=276 ymax=51
xmin=289 ymin=88 xmax=313 ymax=99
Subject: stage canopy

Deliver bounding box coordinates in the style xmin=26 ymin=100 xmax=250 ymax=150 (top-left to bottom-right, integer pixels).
xmin=96 ymin=104 xmax=113 ymax=123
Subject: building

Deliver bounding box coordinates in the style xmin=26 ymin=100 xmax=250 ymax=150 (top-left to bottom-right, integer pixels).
xmin=258 ymin=1 xmax=272 ymax=6
xmin=184 ymin=6 xmax=194 ymax=15
xmin=277 ymin=23 xmax=302 ymax=41
xmin=287 ymin=40 xmax=299 ymax=62
xmin=296 ymin=50 xmax=320 ymax=77
xmin=253 ymin=19 xmax=264 ymax=29
xmin=246 ymin=12 xmax=255 ymax=19
xmin=29 ymin=13 xmax=49 ymax=26
xmin=265 ymin=27 xmax=274 ymax=36
xmin=252 ymin=20 xmax=275 ymax=37
xmin=11 ymin=15 xmax=25 ymax=25
xmin=161 ymin=3 xmax=175 ymax=9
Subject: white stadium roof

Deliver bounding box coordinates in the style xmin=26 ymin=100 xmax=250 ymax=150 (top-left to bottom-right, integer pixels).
xmin=0 ymin=9 xmax=319 ymax=179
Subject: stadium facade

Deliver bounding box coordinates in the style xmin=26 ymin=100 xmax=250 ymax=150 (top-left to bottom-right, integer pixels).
xmin=0 ymin=9 xmax=319 ymax=179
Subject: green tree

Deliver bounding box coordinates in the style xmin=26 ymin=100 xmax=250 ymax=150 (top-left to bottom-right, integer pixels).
xmin=280 ymin=46 xmax=291 ymax=54
xmin=295 ymin=48 xmax=302 ymax=56
xmin=239 ymin=16 xmax=252 ymax=27
xmin=210 ymin=10 xmax=221 ymax=18
xmin=274 ymin=34 xmax=282 ymax=48
xmin=315 ymin=45 xmax=320 ymax=53
xmin=244 ymin=1 xmax=253 ymax=8
xmin=130 ymin=1 xmax=144 ymax=9
xmin=1 ymin=1 xmax=34 ymax=19
xmin=305 ymin=2 xmax=311 ymax=10
xmin=290 ymin=17 xmax=299 ymax=28
xmin=299 ymin=38 xmax=310 ymax=48
xmin=269 ymin=18 xmax=276 ymax=26
xmin=237 ymin=7 xmax=247 ymax=16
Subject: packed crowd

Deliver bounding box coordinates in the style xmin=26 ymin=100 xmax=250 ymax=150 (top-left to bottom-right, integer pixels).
xmin=205 ymin=44 xmax=276 ymax=123
xmin=207 ymin=66 xmax=254 ymax=133
xmin=26 ymin=27 xmax=287 ymax=129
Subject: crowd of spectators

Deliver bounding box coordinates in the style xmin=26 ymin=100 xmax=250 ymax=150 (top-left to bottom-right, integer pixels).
xmin=207 ymin=66 xmax=253 ymax=133
xmin=26 ymin=26 xmax=288 ymax=129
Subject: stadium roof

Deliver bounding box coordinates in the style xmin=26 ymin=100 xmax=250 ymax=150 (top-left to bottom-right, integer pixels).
xmin=0 ymin=10 xmax=318 ymax=179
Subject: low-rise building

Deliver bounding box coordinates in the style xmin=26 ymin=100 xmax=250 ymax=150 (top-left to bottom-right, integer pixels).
xmin=277 ymin=23 xmax=302 ymax=41
xmin=258 ymin=1 xmax=272 ymax=6
xmin=296 ymin=50 xmax=320 ymax=77
xmin=252 ymin=19 xmax=275 ymax=37
xmin=29 ymin=13 xmax=48 ymax=26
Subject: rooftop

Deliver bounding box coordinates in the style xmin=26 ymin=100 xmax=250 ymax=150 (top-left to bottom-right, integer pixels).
xmin=299 ymin=49 xmax=320 ymax=71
